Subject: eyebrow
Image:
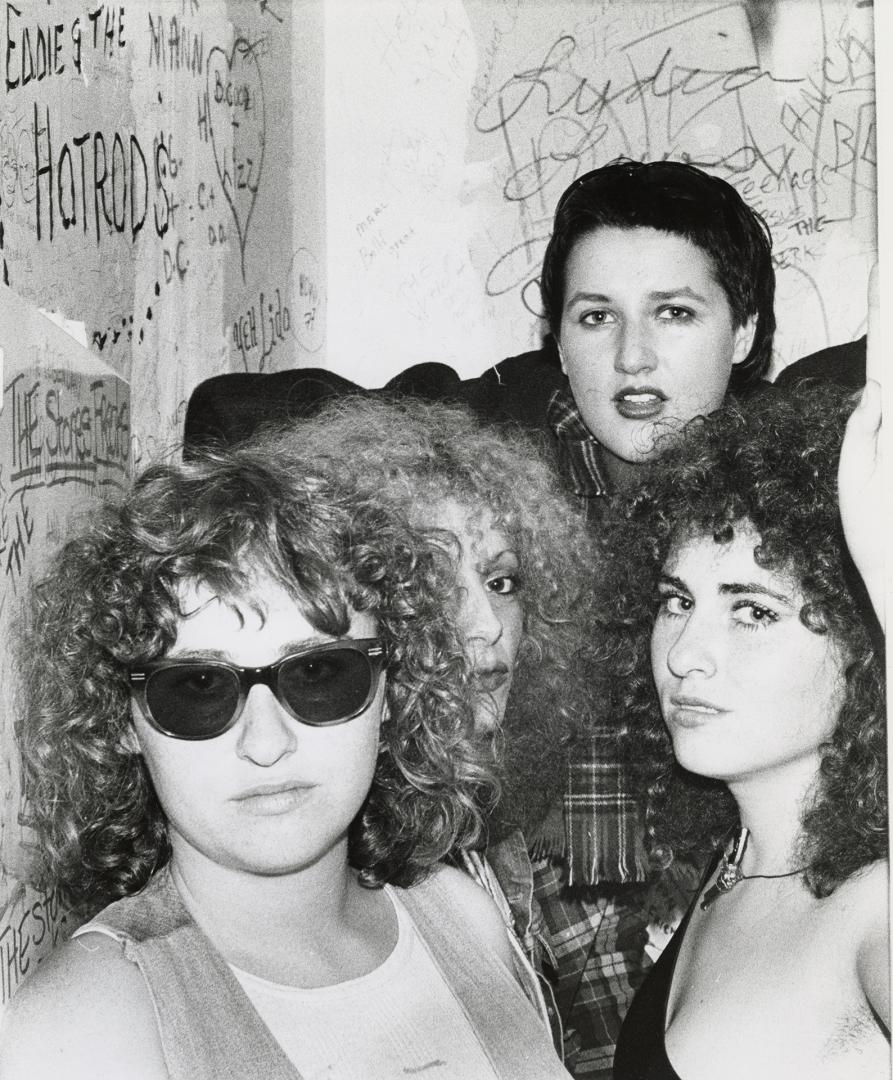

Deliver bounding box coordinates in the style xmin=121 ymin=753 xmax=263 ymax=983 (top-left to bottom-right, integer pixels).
xmin=649 ymin=287 xmax=708 ymax=304
xmin=565 ymin=286 xmax=709 ymax=307
xmin=480 ymin=548 xmax=518 ymax=562
xmin=658 ymin=573 xmax=793 ymax=605
xmin=164 ymin=638 xmax=335 ymax=663
xmin=475 ymin=549 xmax=520 ymax=571
xmin=720 ymin=582 xmax=793 ymax=604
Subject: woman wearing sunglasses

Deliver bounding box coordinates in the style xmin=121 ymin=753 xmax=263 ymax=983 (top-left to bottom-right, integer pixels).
xmin=1 ymin=447 xmax=570 ymax=1079
xmin=602 ymin=382 xmax=888 ymax=1079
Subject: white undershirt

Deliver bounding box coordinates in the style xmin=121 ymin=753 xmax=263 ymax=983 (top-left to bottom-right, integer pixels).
xmin=230 ymin=885 xmax=500 ymax=1080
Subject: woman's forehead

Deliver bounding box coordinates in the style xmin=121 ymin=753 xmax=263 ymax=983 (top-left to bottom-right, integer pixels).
xmin=173 ymin=573 xmax=354 ymax=625
xmin=662 ymin=523 xmax=800 ymax=596
xmin=169 ymin=577 xmax=376 ymax=652
xmin=419 ymin=498 xmax=514 ymax=553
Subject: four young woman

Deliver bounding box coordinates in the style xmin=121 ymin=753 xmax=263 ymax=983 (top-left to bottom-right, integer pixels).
xmin=0 ymin=157 xmax=887 ymax=1076
xmin=1 ymin=383 xmax=887 ymax=1078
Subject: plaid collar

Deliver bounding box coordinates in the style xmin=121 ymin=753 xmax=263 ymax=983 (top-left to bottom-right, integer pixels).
xmin=546 ymin=388 xmax=611 ymax=499
xmin=565 ymin=731 xmax=649 ymax=885
xmin=546 ymin=388 xmax=648 ymax=884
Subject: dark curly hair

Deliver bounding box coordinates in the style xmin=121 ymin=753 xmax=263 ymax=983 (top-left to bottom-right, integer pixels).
xmin=594 ymin=382 xmax=885 ymax=897
xmin=18 ymin=444 xmax=498 ymax=917
xmin=540 ymin=158 xmax=776 ymax=387
xmin=255 ymin=396 xmax=599 ymax=838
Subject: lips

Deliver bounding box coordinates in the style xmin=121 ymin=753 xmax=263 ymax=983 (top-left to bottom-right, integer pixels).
xmin=473 ymin=665 xmax=510 ymax=694
xmin=234 ymin=780 xmax=315 ymax=815
xmin=614 ymin=386 xmax=667 ymax=420
xmin=667 ymin=694 xmax=726 ymax=727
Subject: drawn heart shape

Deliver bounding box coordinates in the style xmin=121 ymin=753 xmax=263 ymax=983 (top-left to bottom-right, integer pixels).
xmin=206 ymin=39 xmax=266 ymax=280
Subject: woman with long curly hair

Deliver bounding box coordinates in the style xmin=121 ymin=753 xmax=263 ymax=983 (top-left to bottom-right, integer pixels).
xmin=0 ymin=443 xmax=570 ymax=1080
xmin=606 ymin=382 xmax=888 ymax=1079
xmin=258 ymin=397 xmax=648 ymax=1075
xmin=260 ymin=396 xmax=596 ymax=834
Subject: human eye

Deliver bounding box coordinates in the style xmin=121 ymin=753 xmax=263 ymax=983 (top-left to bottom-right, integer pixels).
xmin=580 ymin=308 xmax=615 ymax=327
xmin=486 ymin=572 xmax=520 ymax=597
xmin=657 ymin=305 xmax=694 ymax=322
xmin=656 ymin=589 xmax=692 ymax=618
xmin=163 ymin=664 xmax=233 ymax=698
xmin=731 ymin=601 xmax=779 ymax=631
xmin=657 ymin=589 xmax=691 ymax=617
xmin=283 ymin=650 xmax=343 ymax=689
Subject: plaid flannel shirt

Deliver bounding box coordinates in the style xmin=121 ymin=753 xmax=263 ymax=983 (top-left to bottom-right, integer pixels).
xmin=547 ymin=387 xmax=649 ymax=890
xmin=478 ymin=833 xmax=650 ymax=1079
xmin=547 ymin=386 xmax=610 ymax=514
xmin=523 ymin=388 xmax=653 ymax=1078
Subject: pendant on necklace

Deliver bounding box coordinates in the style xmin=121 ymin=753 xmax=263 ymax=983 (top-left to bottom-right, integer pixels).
xmin=700 ymin=826 xmax=750 ymax=911
xmin=700 ymin=859 xmax=744 ymax=910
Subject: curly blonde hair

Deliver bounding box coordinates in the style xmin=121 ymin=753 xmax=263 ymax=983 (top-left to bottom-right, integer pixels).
xmin=254 ymin=396 xmax=599 ymax=836
xmin=19 ymin=444 xmax=497 ymax=916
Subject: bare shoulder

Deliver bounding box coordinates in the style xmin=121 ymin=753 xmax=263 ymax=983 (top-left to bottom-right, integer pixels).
xmin=0 ymin=931 xmax=167 ymax=1080
xmin=832 ymin=858 xmax=890 ymax=926
xmin=429 ymin=863 xmax=516 ymax=967
xmin=832 ymin=859 xmax=890 ymax=1028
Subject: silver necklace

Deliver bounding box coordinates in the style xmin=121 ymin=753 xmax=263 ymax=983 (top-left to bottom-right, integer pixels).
xmin=699 ymin=827 xmax=807 ymax=911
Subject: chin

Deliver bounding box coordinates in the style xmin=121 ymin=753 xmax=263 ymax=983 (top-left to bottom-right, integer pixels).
xmin=599 ymin=429 xmax=666 ymax=469
xmin=473 ymin=706 xmax=503 ymax=735
xmin=473 ymin=692 xmax=508 ymax=735
xmin=668 ymin=731 xmax=735 ymax=782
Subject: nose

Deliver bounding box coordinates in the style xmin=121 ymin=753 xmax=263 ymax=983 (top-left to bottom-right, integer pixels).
xmin=235 ymin=685 xmax=298 ymax=766
xmin=459 ymin=577 xmax=503 ymax=650
xmin=664 ymin=613 xmax=717 ymax=679
xmin=614 ymin=320 xmax=657 ymax=376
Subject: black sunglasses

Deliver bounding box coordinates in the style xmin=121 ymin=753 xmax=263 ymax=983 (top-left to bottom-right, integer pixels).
xmin=129 ymin=638 xmax=387 ymax=740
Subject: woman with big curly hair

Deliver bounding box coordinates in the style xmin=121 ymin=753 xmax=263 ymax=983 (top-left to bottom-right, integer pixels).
xmin=259 ymin=397 xmax=649 ymax=1074
xmin=1 ymin=444 xmax=570 ymax=1080
xmin=607 ymin=381 xmax=888 ymax=1079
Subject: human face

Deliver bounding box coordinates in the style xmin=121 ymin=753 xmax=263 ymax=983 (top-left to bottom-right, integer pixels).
xmin=129 ymin=575 xmax=384 ymax=879
xmin=427 ymin=501 xmax=524 ymax=732
xmin=650 ymin=527 xmax=847 ymax=792
xmin=558 ymin=226 xmax=756 ymax=478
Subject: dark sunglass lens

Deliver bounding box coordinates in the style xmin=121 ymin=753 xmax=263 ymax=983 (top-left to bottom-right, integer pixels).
xmin=146 ymin=666 xmax=240 ymax=738
xmin=279 ymin=649 xmax=373 ymax=724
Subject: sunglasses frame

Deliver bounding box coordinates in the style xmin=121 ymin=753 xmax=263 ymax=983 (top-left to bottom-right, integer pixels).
xmin=129 ymin=637 xmax=387 ymax=741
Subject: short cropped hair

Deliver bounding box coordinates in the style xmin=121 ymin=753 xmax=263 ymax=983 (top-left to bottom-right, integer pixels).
xmin=594 ymin=383 xmax=885 ymax=896
xmin=540 ymin=159 xmax=776 ymax=387
xmin=257 ymin=396 xmax=599 ymax=837
xmin=19 ymin=447 xmax=496 ymax=916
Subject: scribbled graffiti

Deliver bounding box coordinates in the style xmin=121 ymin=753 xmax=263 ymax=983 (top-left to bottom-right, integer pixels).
xmin=474 ymin=6 xmax=875 ymax=320
xmin=0 ymin=884 xmax=68 ymax=1006
xmin=204 ymin=37 xmax=266 ymax=280
xmin=1 ymin=368 xmax=129 ymax=591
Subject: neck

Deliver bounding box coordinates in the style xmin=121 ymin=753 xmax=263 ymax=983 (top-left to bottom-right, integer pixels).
xmin=598 ymin=444 xmax=647 ymax=488
xmin=726 ymin=759 xmax=819 ymax=875
xmin=168 ymin=837 xmax=359 ymax=960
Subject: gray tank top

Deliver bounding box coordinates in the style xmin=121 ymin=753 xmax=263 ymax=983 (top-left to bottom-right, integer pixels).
xmin=78 ymin=865 xmax=570 ymax=1080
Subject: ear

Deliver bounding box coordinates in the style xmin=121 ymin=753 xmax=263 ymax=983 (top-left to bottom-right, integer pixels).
xmin=556 ymin=338 xmax=568 ymax=374
xmin=731 ymin=314 xmax=757 ymax=367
